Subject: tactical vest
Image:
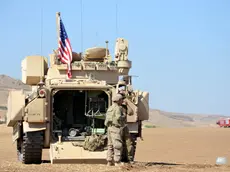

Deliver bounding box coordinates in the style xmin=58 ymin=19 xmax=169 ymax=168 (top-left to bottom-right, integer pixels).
xmin=104 ymin=104 xmax=116 ymax=127
xmin=104 ymin=103 xmax=126 ymax=127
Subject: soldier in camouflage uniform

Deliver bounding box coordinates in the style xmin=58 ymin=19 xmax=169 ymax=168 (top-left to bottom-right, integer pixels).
xmin=104 ymin=94 xmax=126 ymax=166
xmin=119 ymin=92 xmax=135 ymax=163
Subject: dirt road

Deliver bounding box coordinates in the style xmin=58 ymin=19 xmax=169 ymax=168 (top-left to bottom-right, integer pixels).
xmin=0 ymin=125 xmax=230 ymax=172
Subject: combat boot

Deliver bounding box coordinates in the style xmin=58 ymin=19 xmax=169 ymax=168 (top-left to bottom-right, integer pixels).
xmin=107 ymin=161 xmax=113 ymax=166
xmin=115 ymin=162 xmax=124 ymax=166
xmin=128 ymin=157 xmax=135 ymax=164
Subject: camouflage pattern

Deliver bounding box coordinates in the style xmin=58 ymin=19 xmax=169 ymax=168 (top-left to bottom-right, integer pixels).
xmin=121 ymin=126 xmax=134 ymax=162
xmin=106 ymin=126 xmax=123 ymax=162
xmin=104 ymin=102 xmax=125 ymax=128
xmin=82 ymin=134 xmax=107 ymax=151
xmin=104 ymin=101 xmax=125 ymax=163
xmin=121 ymin=99 xmax=134 ymax=162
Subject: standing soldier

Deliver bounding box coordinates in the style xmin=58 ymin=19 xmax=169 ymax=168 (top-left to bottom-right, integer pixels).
xmin=104 ymin=94 xmax=126 ymax=166
xmin=119 ymin=92 xmax=135 ymax=163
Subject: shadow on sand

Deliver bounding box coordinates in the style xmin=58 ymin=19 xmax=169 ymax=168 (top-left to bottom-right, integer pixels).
xmin=136 ymin=161 xmax=182 ymax=166
xmin=41 ymin=160 xmax=51 ymax=164
xmin=40 ymin=159 xmax=182 ymax=166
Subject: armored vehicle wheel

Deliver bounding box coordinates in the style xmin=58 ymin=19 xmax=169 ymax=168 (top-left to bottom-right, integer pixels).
xmin=17 ymin=131 xmax=44 ymax=164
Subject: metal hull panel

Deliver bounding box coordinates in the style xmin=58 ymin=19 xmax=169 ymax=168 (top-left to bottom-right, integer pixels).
xmin=49 ymin=142 xmax=107 ymax=164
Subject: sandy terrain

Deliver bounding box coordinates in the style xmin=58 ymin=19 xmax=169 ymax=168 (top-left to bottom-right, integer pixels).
xmin=0 ymin=125 xmax=230 ymax=172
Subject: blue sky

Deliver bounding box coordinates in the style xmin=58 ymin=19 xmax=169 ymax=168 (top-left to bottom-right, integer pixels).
xmin=0 ymin=0 xmax=229 ymax=115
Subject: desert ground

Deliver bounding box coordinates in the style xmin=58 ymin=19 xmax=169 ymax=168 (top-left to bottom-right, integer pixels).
xmin=0 ymin=125 xmax=230 ymax=172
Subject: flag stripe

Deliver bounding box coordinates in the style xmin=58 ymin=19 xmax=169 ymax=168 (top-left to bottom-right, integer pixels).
xmin=59 ymin=39 xmax=69 ymax=61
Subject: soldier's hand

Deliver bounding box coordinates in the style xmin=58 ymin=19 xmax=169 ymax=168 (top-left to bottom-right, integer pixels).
xmin=122 ymin=100 xmax=127 ymax=105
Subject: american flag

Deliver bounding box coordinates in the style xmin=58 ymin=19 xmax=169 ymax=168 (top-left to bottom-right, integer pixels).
xmin=58 ymin=17 xmax=72 ymax=79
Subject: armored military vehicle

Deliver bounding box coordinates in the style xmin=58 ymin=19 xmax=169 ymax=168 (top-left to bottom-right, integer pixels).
xmin=6 ymin=14 xmax=149 ymax=165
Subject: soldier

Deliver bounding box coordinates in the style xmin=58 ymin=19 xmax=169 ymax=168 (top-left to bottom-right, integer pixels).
xmin=119 ymin=92 xmax=135 ymax=163
xmin=104 ymin=93 xmax=126 ymax=166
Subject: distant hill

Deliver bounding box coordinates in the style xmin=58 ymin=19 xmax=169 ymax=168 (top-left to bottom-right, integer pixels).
xmin=145 ymin=109 xmax=227 ymax=128
xmin=0 ymin=75 xmax=31 ymax=107
xmin=0 ymin=75 xmax=31 ymax=90
xmin=0 ymin=74 xmax=226 ymax=127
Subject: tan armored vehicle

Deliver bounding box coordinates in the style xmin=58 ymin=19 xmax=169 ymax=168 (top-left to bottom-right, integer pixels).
xmin=6 ymin=15 xmax=149 ymax=165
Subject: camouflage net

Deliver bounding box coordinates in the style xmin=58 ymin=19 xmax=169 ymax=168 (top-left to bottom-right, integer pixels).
xmin=72 ymin=134 xmax=107 ymax=151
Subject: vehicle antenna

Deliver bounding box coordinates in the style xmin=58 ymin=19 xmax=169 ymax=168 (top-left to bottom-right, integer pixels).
xmin=40 ymin=0 xmax=44 ymax=84
xmin=116 ymin=0 xmax=118 ymax=37
xmin=80 ymin=0 xmax=83 ymax=53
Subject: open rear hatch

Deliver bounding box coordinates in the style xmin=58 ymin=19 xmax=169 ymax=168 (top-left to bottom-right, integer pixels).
xmin=50 ymin=89 xmax=108 ymax=164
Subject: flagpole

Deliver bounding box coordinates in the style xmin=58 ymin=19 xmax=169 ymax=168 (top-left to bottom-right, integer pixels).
xmin=56 ymin=12 xmax=60 ymax=48
xmin=55 ymin=12 xmax=61 ymax=65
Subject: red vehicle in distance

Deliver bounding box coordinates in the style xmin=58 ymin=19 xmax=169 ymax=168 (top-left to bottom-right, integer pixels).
xmin=216 ymin=118 xmax=230 ymax=128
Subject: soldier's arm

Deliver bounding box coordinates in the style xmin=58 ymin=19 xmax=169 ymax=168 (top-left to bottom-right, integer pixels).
xmin=126 ymin=104 xmax=133 ymax=116
xmin=104 ymin=106 xmax=112 ymax=126
xmin=123 ymin=99 xmax=133 ymax=116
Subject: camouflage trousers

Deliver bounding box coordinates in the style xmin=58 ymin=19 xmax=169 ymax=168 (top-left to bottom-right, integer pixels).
xmin=122 ymin=126 xmax=134 ymax=162
xmin=106 ymin=126 xmax=123 ymax=163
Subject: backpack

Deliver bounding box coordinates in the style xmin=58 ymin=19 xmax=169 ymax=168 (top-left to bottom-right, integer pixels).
xmin=83 ymin=134 xmax=107 ymax=151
